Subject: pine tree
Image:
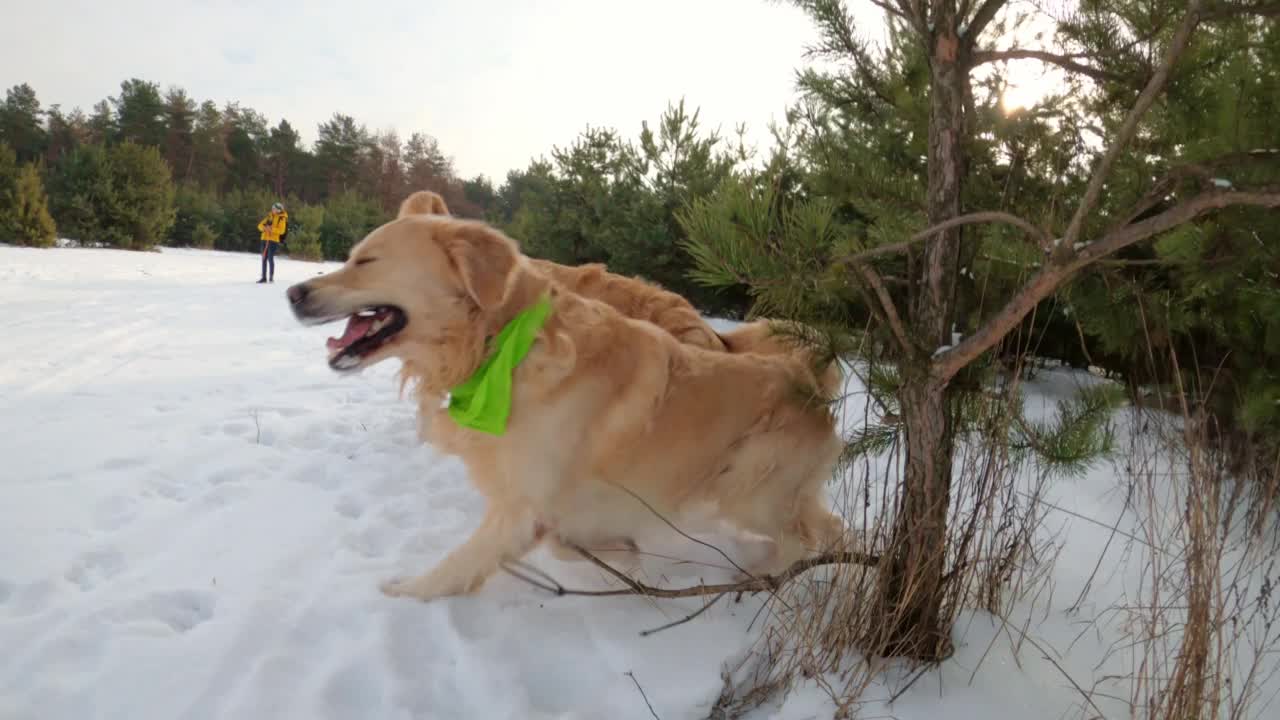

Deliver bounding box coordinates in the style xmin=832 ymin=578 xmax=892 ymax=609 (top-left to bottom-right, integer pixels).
xmin=163 ymin=88 xmax=196 ymax=184
xmin=87 ymin=100 xmax=114 ymax=145
xmin=282 ymin=202 xmax=325 ymax=260
xmin=682 ymin=0 xmax=1280 ymax=662
xmin=47 ymin=143 xmax=115 ymax=245
xmin=5 ymin=163 xmax=58 ymax=247
xmin=315 ymin=113 xmax=367 ymax=197
xmin=265 ymin=120 xmax=304 ymax=199
xmin=0 ymin=84 xmax=47 ymax=164
xmin=190 ymin=101 xmax=227 ymax=191
xmin=191 ymin=221 xmax=217 ymax=249
xmin=111 ymin=79 xmax=166 ymax=148
xmin=222 ymin=103 xmax=269 ymax=193
xmin=0 ymin=143 xmax=57 ymax=247
xmin=44 ymin=105 xmax=81 ymax=166
xmin=403 ymin=132 xmax=454 ymax=194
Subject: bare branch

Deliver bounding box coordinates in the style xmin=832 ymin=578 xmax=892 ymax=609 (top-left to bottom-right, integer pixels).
xmin=933 ymin=190 xmax=1280 ymax=380
xmin=1073 ymin=191 xmax=1280 ymax=267
xmin=839 ymin=211 xmax=1054 ymax=266
xmin=967 ymin=0 xmax=1009 ymax=41
xmin=1060 ymin=0 xmax=1205 ymax=250
xmin=1119 ymin=149 xmax=1280 ymax=226
xmin=970 ymin=49 xmax=1128 ymax=84
xmin=503 ymin=547 xmax=880 ymax=600
xmin=640 ymin=592 xmax=728 ymax=637
xmin=853 ymin=262 xmax=914 ymax=354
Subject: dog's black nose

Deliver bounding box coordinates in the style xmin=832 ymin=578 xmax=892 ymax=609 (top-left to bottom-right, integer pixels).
xmin=287 ymin=283 xmax=309 ymax=305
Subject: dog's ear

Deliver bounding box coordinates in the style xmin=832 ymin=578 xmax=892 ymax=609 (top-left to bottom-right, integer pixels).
xmin=398 ymin=190 xmax=450 ymax=218
xmin=442 ymin=222 xmax=518 ymax=310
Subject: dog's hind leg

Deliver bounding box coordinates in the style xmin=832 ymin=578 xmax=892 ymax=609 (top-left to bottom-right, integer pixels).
xmin=381 ymin=505 xmax=539 ymax=601
xmin=734 ymin=495 xmax=848 ymax=578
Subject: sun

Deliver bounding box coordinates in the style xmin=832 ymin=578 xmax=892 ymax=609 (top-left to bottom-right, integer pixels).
xmin=1001 ymin=81 xmax=1042 ymax=113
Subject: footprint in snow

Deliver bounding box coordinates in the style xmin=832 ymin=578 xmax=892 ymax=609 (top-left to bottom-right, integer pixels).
xmin=101 ymin=456 xmax=145 ymax=471
xmin=290 ymin=462 xmax=339 ymax=490
xmin=376 ymin=504 xmax=419 ymax=530
xmin=342 ymin=525 xmax=398 ymax=559
xmin=108 ymin=589 xmax=215 ymax=634
xmin=205 ymin=466 xmax=262 ymax=486
xmin=194 ymin=484 xmax=254 ymax=510
xmin=321 ymin=662 xmax=387 ymax=719
xmin=146 ymin=472 xmax=197 ymax=501
xmin=222 ymin=421 xmax=252 ymax=438
xmin=3 ymin=579 xmax=58 ymax=617
xmin=66 ymin=548 xmax=127 ymax=591
xmin=335 ymin=495 xmax=364 ymax=519
xmin=92 ymin=495 xmax=140 ymax=531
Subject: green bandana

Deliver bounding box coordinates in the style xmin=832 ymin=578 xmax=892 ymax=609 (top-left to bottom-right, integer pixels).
xmin=447 ymin=294 xmax=553 ymax=435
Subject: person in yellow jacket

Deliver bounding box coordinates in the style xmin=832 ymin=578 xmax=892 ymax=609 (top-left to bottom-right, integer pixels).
xmin=256 ymin=202 xmax=289 ymax=284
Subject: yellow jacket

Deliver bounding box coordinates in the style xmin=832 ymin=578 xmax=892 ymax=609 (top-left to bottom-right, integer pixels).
xmin=258 ymin=210 xmax=289 ymax=242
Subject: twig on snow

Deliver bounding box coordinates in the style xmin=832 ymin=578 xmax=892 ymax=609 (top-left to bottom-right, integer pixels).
xmin=640 ymin=592 xmax=729 ymax=637
xmin=626 ymin=671 xmax=661 ymax=720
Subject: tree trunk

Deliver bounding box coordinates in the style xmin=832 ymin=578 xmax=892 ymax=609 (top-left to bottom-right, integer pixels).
xmin=870 ymin=5 xmax=966 ymax=661
xmin=874 ymin=371 xmax=955 ymax=658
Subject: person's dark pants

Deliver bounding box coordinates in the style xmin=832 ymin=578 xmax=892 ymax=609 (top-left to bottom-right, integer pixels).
xmin=260 ymin=240 xmax=278 ymax=281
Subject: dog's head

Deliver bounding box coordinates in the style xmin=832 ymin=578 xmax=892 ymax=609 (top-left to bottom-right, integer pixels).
xmin=285 ymin=208 xmax=520 ymax=379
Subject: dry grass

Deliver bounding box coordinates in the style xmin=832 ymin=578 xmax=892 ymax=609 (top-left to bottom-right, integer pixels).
xmin=1100 ymin=364 xmax=1280 ymax=720
xmin=708 ymin=348 xmax=1066 ymax=717
xmin=711 ymin=345 xmax=1280 ymax=719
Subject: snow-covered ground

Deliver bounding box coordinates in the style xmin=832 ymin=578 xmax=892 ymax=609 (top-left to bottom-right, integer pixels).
xmin=0 ymin=245 xmax=1273 ymax=720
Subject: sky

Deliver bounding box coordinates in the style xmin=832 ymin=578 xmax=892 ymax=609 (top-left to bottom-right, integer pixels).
xmin=3 ymin=0 xmax=833 ymax=182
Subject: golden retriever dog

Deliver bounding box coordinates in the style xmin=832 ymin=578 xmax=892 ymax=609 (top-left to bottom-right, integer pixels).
xmin=285 ymin=213 xmax=846 ymax=601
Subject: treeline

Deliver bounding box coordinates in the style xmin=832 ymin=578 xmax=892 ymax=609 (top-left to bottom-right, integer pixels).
xmin=0 ymin=79 xmax=504 ymax=259
xmin=0 ymin=80 xmax=750 ymax=314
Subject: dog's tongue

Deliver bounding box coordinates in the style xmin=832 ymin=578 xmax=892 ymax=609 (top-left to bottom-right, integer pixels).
xmin=327 ymin=315 xmax=374 ymax=352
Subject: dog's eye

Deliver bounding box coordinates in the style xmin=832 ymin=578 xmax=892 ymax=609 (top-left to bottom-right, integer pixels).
xmin=355 ymin=258 xmax=377 ymax=266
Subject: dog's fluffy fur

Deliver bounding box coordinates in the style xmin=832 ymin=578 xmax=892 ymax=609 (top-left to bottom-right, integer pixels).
xmin=399 ymin=190 xmax=726 ymax=351
xmin=396 ymin=190 xmax=841 ymax=396
xmin=288 ymin=210 xmax=846 ymax=601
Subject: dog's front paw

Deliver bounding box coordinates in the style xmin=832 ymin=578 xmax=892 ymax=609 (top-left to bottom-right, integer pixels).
xmin=380 ymin=577 xmax=437 ymax=601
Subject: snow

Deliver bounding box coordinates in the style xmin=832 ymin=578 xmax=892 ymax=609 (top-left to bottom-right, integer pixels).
xmin=1 ymin=245 xmax=1275 ymax=720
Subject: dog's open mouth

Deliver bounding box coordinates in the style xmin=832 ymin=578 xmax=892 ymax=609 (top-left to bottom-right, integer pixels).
xmin=325 ymin=306 xmax=407 ymax=370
